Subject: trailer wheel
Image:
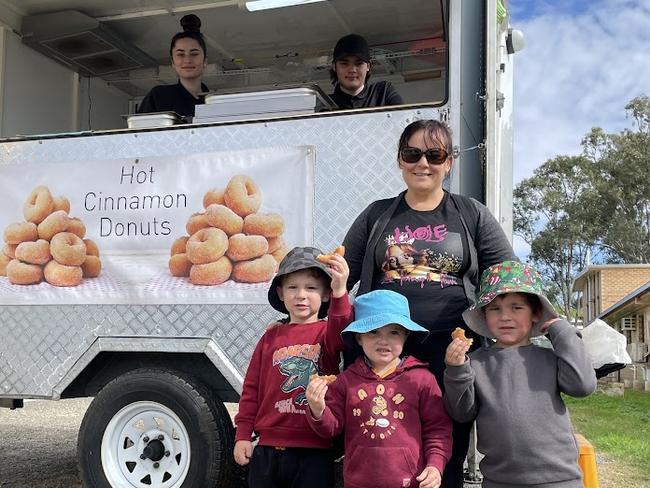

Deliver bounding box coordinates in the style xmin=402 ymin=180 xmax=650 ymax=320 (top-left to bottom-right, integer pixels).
xmin=78 ymin=368 xmax=238 ymax=488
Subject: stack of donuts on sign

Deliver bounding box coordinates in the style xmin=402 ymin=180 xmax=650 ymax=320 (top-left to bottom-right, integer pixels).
xmin=169 ymin=174 xmax=289 ymax=285
xmin=0 ymin=185 xmax=101 ymax=286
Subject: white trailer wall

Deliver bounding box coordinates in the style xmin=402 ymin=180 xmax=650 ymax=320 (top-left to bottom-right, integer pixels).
xmin=0 ymin=27 xmax=130 ymax=138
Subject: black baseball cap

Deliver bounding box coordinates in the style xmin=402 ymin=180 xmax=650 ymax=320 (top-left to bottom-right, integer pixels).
xmin=333 ymin=34 xmax=370 ymax=63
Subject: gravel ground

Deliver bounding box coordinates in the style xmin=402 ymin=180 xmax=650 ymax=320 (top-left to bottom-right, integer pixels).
xmin=0 ymin=398 xmax=627 ymax=488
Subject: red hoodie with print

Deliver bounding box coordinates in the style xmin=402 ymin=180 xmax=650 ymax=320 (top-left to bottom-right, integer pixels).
xmin=235 ymin=294 xmax=353 ymax=449
xmin=307 ymin=356 xmax=452 ymax=488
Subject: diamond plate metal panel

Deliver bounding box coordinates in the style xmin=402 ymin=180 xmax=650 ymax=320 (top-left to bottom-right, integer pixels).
xmin=0 ymin=108 xmax=441 ymax=397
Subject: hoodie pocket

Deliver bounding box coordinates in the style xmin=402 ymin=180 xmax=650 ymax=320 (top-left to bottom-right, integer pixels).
xmin=346 ymin=446 xmax=418 ymax=488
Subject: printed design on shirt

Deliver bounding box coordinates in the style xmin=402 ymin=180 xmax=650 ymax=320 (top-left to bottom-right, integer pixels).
xmin=273 ymin=343 xmax=321 ymax=406
xmin=353 ymin=383 xmax=406 ymax=440
xmin=381 ymin=222 xmax=462 ymax=288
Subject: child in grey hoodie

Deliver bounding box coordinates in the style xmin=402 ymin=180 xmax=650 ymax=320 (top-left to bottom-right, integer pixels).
xmin=443 ymin=261 xmax=596 ymax=488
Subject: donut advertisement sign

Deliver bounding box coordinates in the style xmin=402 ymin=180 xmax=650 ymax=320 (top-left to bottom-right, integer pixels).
xmin=0 ymin=145 xmax=314 ymax=305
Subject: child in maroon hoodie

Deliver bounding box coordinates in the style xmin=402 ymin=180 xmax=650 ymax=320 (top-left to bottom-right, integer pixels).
xmin=306 ymin=290 xmax=452 ymax=488
xmin=234 ymin=246 xmax=354 ymax=488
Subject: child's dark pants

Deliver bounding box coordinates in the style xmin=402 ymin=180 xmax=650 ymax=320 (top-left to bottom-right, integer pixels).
xmin=247 ymin=445 xmax=334 ymax=488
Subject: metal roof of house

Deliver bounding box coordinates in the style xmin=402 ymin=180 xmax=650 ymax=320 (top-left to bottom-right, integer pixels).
xmin=599 ymin=279 xmax=650 ymax=323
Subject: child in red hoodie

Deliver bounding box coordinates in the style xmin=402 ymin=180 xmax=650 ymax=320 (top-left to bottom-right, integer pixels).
xmin=234 ymin=246 xmax=353 ymax=488
xmin=306 ymin=290 xmax=452 ymax=488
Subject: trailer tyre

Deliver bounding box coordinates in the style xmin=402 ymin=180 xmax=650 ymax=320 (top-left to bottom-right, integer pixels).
xmin=78 ymin=368 xmax=236 ymax=488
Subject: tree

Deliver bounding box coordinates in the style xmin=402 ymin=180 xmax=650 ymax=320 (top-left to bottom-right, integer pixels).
xmin=514 ymin=96 xmax=650 ymax=320
xmin=584 ymin=96 xmax=650 ymax=262
xmin=513 ymin=156 xmax=601 ymax=320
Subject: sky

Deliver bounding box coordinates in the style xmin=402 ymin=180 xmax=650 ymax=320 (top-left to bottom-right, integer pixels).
xmin=507 ymin=0 xmax=650 ymax=256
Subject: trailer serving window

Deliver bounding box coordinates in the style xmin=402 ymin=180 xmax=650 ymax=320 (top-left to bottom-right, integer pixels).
xmin=124 ymin=0 xmax=448 ymax=116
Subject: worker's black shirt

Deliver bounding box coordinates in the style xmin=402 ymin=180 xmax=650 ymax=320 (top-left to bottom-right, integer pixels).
xmin=138 ymin=81 xmax=209 ymax=118
xmin=329 ymin=81 xmax=403 ymax=109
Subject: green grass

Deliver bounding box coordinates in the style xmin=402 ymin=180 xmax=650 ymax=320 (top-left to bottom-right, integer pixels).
xmin=565 ymin=389 xmax=650 ymax=481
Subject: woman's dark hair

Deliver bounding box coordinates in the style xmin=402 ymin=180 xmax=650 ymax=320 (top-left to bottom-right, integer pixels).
xmin=169 ymin=14 xmax=207 ymax=56
xmin=397 ymin=119 xmax=453 ymax=160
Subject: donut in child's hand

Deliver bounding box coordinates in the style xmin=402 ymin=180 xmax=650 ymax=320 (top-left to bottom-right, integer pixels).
xmin=451 ymin=327 xmax=473 ymax=346
xmin=309 ymin=374 xmax=337 ymax=384
xmin=316 ymin=245 xmax=345 ymax=264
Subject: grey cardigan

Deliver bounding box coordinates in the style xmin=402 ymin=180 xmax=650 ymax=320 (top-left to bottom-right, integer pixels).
xmin=342 ymin=191 xmax=516 ymax=305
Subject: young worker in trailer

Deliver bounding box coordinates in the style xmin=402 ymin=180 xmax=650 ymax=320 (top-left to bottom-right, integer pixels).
xmin=329 ymin=33 xmax=404 ymax=110
xmin=137 ymin=14 xmax=209 ymax=118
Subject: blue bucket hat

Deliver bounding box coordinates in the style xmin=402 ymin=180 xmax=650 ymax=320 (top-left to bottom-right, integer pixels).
xmin=342 ymin=290 xmax=428 ymax=339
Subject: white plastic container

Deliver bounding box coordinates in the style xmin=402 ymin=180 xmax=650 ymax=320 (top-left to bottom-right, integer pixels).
xmin=125 ymin=112 xmax=182 ymax=129
xmin=194 ymin=85 xmax=336 ymax=123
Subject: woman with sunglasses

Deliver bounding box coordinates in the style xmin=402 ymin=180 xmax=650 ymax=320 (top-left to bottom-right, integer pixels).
xmin=138 ymin=14 xmax=209 ymax=119
xmin=342 ymin=119 xmax=516 ymax=488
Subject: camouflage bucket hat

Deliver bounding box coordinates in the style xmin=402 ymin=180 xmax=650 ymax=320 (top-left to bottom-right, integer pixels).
xmin=462 ymin=260 xmax=558 ymax=338
xmin=268 ymin=246 xmax=331 ymax=318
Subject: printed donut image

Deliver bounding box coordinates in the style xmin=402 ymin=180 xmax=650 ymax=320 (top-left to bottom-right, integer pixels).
xmin=44 ymin=260 xmax=83 ymax=287
xmin=83 ymin=238 xmax=100 ymax=257
xmin=169 ymin=253 xmax=192 ymax=277
xmin=169 ymin=174 xmax=288 ymax=285
xmin=243 ymin=213 xmax=284 ymax=238
xmin=203 ymin=188 xmax=225 ymax=209
xmin=232 ymin=254 xmax=277 ymax=283
xmin=224 ymin=175 xmax=262 ymax=217
xmin=52 ymin=196 xmax=71 ymax=214
xmin=50 ymin=232 xmax=87 ymax=266
xmin=15 ymin=239 xmax=52 ymax=265
xmin=4 ymin=222 xmax=38 ymax=245
xmin=81 ymin=255 xmax=102 ymax=278
xmin=6 ymin=259 xmax=43 ymax=285
xmin=170 ymin=236 xmax=189 ymax=256
xmin=186 ymin=227 xmax=228 ymax=265
xmin=186 ymin=212 xmax=210 ymax=236
xmin=205 ymin=204 xmax=244 ymax=236
xmin=66 ymin=217 xmax=87 ymax=239
xmin=226 ymin=234 xmax=268 ymax=262
xmin=3 ymin=243 xmax=17 ymax=259
xmin=23 ymin=185 xmax=54 ymax=224
xmin=37 ymin=210 xmax=69 ymax=241
xmin=190 ymin=256 xmax=232 ymax=285
xmin=2 ymin=186 xmax=101 ymax=287
xmin=0 ymin=253 xmax=11 ymax=276
xmin=271 ymin=245 xmax=290 ymax=264
xmin=266 ymin=236 xmax=285 ymax=254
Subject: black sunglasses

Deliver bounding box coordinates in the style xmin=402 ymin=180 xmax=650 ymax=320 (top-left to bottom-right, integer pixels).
xmin=400 ymin=147 xmax=449 ymax=165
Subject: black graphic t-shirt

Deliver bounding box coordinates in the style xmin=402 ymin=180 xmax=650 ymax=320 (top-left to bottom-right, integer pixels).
xmin=372 ymin=193 xmax=469 ymax=334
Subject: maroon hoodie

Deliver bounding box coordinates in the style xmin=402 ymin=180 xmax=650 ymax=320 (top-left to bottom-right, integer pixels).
xmin=235 ymin=294 xmax=353 ymax=449
xmin=307 ymin=356 xmax=452 ymax=488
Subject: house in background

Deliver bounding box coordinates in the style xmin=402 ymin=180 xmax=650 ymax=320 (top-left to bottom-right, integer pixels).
xmin=573 ymin=265 xmax=650 ymax=383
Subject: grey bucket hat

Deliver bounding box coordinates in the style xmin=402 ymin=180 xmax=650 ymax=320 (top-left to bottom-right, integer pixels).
xmin=268 ymin=246 xmax=331 ymax=318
